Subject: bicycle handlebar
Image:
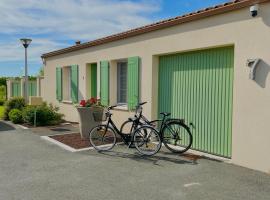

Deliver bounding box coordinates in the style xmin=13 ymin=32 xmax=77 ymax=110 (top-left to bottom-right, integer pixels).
xmin=108 ymin=105 xmax=117 ymax=110
xmin=138 ymin=102 xmax=147 ymax=106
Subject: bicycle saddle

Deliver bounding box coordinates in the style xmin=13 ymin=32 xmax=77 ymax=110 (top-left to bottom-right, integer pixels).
xmin=160 ymin=112 xmax=171 ymax=117
xmin=128 ymin=117 xmax=137 ymax=122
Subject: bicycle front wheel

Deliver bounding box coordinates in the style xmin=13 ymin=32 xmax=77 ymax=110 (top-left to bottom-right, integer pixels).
xmin=133 ymin=125 xmax=161 ymax=156
xmin=162 ymin=121 xmax=192 ymax=153
xmin=89 ymin=125 xmax=117 ymax=151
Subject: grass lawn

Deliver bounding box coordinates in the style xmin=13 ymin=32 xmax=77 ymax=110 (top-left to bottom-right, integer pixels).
xmin=0 ymin=106 xmax=4 ymax=119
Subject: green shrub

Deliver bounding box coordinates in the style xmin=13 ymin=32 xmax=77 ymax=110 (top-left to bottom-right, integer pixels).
xmin=22 ymin=103 xmax=63 ymax=126
xmin=0 ymin=106 xmax=4 ymax=119
xmin=3 ymin=97 xmax=26 ymax=120
xmin=0 ymin=99 xmax=5 ymax=106
xmin=8 ymin=109 xmax=23 ymax=124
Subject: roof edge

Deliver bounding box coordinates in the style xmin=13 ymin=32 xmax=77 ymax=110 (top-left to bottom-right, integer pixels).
xmin=42 ymin=0 xmax=269 ymax=59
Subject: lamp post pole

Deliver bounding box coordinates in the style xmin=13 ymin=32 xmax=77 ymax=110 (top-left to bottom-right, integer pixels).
xmin=20 ymin=38 xmax=32 ymax=103
xmin=24 ymin=46 xmax=28 ymax=103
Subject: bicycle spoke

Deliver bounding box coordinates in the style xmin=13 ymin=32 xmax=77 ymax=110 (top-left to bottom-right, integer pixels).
xmin=134 ymin=126 xmax=161 ymax=156
xmin=162 ymin=122 xmax=192 ymax=153
xmin=89 ymin=125 xmax=117 ymax=151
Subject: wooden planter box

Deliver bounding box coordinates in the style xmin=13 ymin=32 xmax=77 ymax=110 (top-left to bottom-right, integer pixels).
xmin=76 ymin=106 xmax=104 ymax=139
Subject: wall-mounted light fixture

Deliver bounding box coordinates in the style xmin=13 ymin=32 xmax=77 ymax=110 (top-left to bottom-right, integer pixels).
xmin=250 ymin=4 xmax=259 ymax=17
xmin=247 ymin=58 xmax=261 ymax=80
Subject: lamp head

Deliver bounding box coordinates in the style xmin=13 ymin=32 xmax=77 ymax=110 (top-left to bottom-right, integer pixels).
xmin=20 ymin=38 xmax=32 ymax=48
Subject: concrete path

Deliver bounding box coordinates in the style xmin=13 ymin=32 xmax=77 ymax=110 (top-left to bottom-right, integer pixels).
xmin=0 ymin=121 xmax=269 ymax=200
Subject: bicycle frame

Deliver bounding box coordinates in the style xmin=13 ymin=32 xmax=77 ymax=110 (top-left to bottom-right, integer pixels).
xmin=134 ymin=105 xmax=186 ymax=142
xmin=104 ymin=113 xmax=137 ymax=145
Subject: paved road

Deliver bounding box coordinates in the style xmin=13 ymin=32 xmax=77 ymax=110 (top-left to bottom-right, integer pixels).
xmin=0 ymin=121 xmax=269 ymax=200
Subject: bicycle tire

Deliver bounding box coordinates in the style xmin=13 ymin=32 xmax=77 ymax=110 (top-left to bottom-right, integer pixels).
xmin=89 ymin=125 xmax=117 ymax=151
xmin=133 ymin=125 xmax=162 ymax=156
xmin=162 ymin=121 xmax=193 ymax=153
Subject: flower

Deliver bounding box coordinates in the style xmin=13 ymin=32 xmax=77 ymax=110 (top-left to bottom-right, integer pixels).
xmin=89 ymin=97 xmax=97 ymax=104
xmin=80 ymin=100 xmax=86 ymax=107
xmin=78 ymin=97 xmax=101 ymax=107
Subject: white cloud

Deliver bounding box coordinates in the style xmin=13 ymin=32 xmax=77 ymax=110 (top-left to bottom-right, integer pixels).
xmin=0 ymin=38 xmax=66 ymax=62
xmin=0 ymin=0 xmax=160 ymax=63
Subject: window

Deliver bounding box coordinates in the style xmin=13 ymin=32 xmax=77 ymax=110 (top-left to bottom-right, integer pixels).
xmin=62 ymin=66 xmax=71 ymax=101
xmin=117 ymin=61 xmax=127 ymax=104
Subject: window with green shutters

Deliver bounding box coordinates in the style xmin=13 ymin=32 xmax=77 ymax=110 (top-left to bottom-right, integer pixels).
xmin=56 ymin=67 xmax=62 ymax=101
xmin=56 ymin=65 xmax=78 ymax=103
xmin=100 ymin=61 xmax=109 ymax=106
xmin=127 ymin=56 xmax=140 ymax=110
xmin=71 ymin=65 xmax=79 ymax=103
xmin=99 ymin=58 xmax=139 ymax=108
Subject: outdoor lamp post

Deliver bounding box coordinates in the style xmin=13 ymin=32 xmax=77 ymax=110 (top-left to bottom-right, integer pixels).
xmin=20 ymin=38 xmax=32 ymax=103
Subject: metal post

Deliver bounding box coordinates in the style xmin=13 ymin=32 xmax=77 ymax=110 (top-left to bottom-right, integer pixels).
xmin=34 ymin=108 xmax=37 ymax=127
xmin=24 ymin=47 xmax=28 ymax=104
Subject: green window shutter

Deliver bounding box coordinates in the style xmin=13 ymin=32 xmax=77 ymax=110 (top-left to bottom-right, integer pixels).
xmin=33 ymin=81 xmax=37 ymax=96
xmin=71 ymin=65 xmax=79 ymax=103
xmin=28 ymin=82 xmax=31 ymax=96
xmin=11 ymin=83 xmax=15 ymax=97
xmin=127 ymin=56 xmax=140 ymax=110
xmin=28 ymin=82 xmax=32 ymax=96
xmin=91 ymin=63 xmax=97 ymax=98
xmin=17 ymin=82 xmax=21 ymax=97
xmin=100 ymin=61 xmax=109 ymax=106
xmin=56 ymin=67 xmax=62 ymax=101
xmin=28 ymin=82 xmax=36 ymax=96
xmin=12 ymin=82 xmax=21 ymax=97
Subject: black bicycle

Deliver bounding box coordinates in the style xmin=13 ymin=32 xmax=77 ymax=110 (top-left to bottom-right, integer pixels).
xmin=120 ymin=102 xmax=193 ymax=153
xmin=89 ymin=105 xmax=162 ymax=156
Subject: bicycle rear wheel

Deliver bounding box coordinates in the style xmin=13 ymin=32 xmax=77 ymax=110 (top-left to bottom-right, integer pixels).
xmin=133 ymin=125 xmax=161 ymax=156
xmin=162 ymin=121 xmax=192 ymax=153
xmin=89 ymin=125 xmax=117 ymax=151
xmin=120 ymin=120 xmax=136 ymax=135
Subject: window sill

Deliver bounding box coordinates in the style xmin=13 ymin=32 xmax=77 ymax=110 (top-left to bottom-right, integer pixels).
xmin=61 ymin=100 xmax=73 ymax=104
xmin=115 ymin=104 xmax=128 ymax=111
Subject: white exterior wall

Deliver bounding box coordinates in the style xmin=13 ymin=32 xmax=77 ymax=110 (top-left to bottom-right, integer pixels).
xmin=43 ymin=2 xmax=270 ymax=173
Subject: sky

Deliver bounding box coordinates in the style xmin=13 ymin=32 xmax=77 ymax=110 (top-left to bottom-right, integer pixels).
xmin=0 ymin=0 xmax=228 ymax=77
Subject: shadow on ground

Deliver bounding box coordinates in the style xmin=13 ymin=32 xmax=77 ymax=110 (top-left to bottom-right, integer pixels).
xmin=82 ymin=146 xmax=200 ymax=166
xmin=0 ymin=121 xmax=15 ymax=131
xmin=29 ymin=123 xmax=79 ymax=136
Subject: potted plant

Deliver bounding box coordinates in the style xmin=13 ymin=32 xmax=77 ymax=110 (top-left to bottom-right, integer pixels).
xmin=76 ymin=98 xmax=104 ymax=139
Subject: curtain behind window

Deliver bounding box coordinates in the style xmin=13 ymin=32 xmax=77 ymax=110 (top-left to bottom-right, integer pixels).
xmin=117 ymin=62 xmax=127 ymax=104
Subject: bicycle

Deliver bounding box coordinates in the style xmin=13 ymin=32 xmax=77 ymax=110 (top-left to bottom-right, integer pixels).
xmin=89 ymin=105 xmax=162 ymax=156
xmin=120 ymin=102 xmax=193 ymax=153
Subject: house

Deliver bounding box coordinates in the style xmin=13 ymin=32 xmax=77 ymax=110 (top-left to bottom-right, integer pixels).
xmin=6 ymin=77 xmax=44 ymax=99
xmin=41 ymin=0 xmax=270 ymax=173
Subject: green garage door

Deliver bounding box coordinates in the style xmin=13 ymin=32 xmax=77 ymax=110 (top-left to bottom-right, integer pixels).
xmin=158 ymin=46 xmax=234 ymax=158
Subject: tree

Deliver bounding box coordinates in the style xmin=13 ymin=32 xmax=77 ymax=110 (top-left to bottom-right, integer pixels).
xmin=0 ymin=77 xmax=7 ymax=86
xmin=38 ymin=66 xmax=44 ymax=76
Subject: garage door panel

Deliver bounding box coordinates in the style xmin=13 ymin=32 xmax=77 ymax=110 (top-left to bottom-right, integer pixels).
xmin=158 ymin=47 xmax=234 ymax=158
